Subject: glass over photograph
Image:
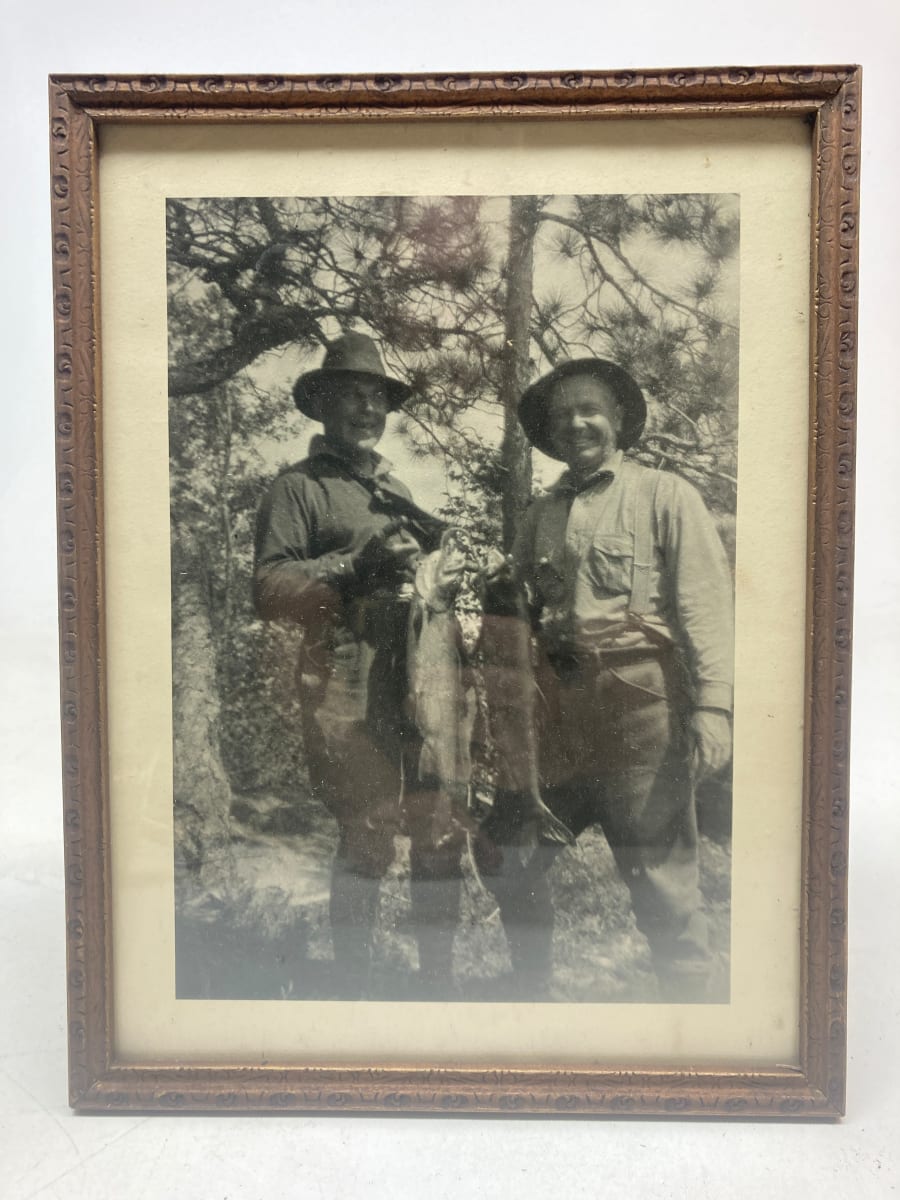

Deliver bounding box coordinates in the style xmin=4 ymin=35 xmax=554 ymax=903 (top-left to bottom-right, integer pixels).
xmin=167 ymin=192 xmax=739 ymax=1006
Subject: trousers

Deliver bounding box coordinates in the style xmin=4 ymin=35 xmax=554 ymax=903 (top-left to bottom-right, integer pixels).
xmin=475 ymin=646 xmax=711 ymax=999
xmin=541 ymin=648 xmax=710 ymax=989
xmin=299 ymin=617 xmax=465 ymax=993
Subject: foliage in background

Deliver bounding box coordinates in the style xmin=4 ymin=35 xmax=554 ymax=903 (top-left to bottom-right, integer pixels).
xmin=166 ymin=192 xmax=739 ymax=801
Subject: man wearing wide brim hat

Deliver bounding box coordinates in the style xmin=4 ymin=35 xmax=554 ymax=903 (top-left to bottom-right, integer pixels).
xmin=517 ymin=357 xmax=648 ymax=459
xmin=253 ymin=331 xmax=464 ymax=999
xmin=291 ymin=330 xmax=413 ymax=421
xmin=478 ymin=356 xmax=734 ymax=1002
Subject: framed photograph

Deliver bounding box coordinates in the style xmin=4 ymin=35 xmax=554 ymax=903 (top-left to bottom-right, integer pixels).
xmin=51 ymin=67 xmax=858 ymax=1116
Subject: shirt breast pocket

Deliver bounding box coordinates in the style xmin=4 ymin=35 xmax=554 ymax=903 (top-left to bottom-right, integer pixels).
xmin=587 ymin=533 xmax=634 ymax=598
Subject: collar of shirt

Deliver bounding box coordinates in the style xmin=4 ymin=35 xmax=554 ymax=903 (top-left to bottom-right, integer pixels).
xmin=308 ymin=433 xmax=395 ymax=481
xmin=553 ymin=449 xmax=625 ymax=497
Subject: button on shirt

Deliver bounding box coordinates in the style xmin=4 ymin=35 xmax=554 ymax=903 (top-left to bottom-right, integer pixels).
xmin=512 ymin=450 xmax=734 ymax=713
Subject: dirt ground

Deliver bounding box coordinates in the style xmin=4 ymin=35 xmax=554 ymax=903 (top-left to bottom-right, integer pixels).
xmin=176 ymin=788 xmax=731 ymax=1004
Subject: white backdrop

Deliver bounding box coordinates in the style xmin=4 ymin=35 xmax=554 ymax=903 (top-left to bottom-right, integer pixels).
xmin=1 ymin=2 xmax=898 ymax=1197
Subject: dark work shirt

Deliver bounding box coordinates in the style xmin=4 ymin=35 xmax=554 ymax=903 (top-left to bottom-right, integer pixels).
xmin=253 ymin=435 xmax=441 ymax=627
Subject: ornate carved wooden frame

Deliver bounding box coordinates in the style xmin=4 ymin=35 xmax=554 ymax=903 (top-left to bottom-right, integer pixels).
xmin=49 ymin=67 xmax=858 ymax=1117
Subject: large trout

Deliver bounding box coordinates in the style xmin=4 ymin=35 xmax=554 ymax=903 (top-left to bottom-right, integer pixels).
xmin=476 ymin=552 xmax=574 ymax=855
xmin=406 ymin=529 xmax=477 ymax=849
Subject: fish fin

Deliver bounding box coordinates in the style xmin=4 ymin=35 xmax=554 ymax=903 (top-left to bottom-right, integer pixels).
xmin=534 ymin=807 xmax=576 ymax=847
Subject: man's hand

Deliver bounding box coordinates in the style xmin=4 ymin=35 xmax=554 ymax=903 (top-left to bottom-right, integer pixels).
xmin=431 ymin=530 xmax=468 ymax=601
xmin=352 ymin=522 xmax=420 ymax=585
xmin=690 ymin=708 xmax=732 ymax=780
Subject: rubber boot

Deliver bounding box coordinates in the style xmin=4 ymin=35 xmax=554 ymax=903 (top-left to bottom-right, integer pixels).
xmin=409 ymin=875 xmax=462 ymax=999
xmin=329 ymin=862 xmax=380 ymax=999
xmin=493 ymin=865 xmax=555 ymax=1000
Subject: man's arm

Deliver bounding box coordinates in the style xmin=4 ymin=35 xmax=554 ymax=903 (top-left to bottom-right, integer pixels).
xmin=660 ymin=475 xmax=734 ymax=777
xmin=253 ymin=473 xmax=422 ymax=624
xmin=253 ymin=473 xmax=355 ymax=623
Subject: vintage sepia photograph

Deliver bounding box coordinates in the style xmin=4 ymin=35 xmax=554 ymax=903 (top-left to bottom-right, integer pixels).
xmin=51 ymin=67 xmax=857 ymax=1117
xmin=168 ymin=191 xmax=739 ymax=1006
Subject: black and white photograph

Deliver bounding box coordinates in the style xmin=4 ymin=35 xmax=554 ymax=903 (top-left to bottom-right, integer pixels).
xmin=168 ymin=191 xmax=739 ymax=1006
xmin=4 ymin=0 xmax=893 ymax=1177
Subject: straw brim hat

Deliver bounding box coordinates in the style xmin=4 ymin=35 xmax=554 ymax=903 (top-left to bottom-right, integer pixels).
xmin=518 ymin=358 xmax=647 ymax=460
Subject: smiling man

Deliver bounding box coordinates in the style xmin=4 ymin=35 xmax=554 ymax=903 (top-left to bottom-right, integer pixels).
xmin=253 ymin=332 xmax=457 ymax=999
xmin=486 ymin=358 xmax=734 ymax=1002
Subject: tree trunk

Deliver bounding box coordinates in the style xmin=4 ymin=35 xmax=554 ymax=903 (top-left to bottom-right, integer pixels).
xmin=171 ymin=524 xmax=237 ymax=897
xmin=498 ymin=196 xmax=538 ymax=552
xmin=216 ymin=392 xmax=235 ymax=648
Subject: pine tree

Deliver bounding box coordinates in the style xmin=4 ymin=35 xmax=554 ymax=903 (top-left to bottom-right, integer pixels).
xmin=165 ymin=189 xmax=739 ymax=851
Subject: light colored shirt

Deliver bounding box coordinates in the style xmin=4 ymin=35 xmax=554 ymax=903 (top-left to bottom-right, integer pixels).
xmin=512 ymin=451 xmax=734 ymax=712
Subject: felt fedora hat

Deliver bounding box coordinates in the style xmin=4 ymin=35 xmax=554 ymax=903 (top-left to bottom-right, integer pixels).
xmin=518 ymin=358 xmax=647 ymax=460
xmin=292 ymin=332 xmax=412 ymax=420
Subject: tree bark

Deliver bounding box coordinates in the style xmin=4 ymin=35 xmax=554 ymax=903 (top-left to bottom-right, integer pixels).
xmin=171 ymin=524 xmax=237 ymax=896
xmin=216 ymin=393 xmax=235 ymax=648
xmin=498 ymin=197 xmax=538 ymax=552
